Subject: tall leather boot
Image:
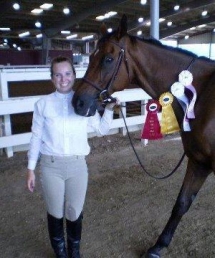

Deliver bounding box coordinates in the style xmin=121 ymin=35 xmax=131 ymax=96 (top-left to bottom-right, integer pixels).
xmin=47 ymin=213 xmax=67 ymax=258
xmin=66 ymin=213 xmax=83 ymax=258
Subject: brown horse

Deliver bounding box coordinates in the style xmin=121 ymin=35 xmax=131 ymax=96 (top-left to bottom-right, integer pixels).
xmin=72 ymin=15 xmax=215 ymax=258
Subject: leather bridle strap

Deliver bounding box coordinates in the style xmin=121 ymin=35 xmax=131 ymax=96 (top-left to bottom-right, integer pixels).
xmin=82 ymin=40 xmax=129 ymax=103
xmin=83 ymin=77 xmax=103 ymax=92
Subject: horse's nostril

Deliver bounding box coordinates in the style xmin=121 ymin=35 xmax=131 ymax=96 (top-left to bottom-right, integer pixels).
xmin=78 ymin=99 xmax=84 ymax=108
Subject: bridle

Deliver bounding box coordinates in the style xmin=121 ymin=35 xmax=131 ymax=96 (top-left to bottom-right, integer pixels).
xmin=82 ymin=40 xmax=130 ymax=104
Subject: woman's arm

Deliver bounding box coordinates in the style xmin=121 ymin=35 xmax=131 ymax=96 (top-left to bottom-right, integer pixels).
xmin=27 ymin=101 xmax=44 ymax=192
xmin=88 ymin=99 xmax=120 ymax=136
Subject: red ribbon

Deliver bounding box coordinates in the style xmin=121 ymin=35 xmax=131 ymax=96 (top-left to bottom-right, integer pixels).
xmin=141 ymin=100 xmax=163 ymax=140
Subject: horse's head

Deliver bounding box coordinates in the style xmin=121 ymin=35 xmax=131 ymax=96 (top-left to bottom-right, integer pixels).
xmin=72 ymin=15 xmax=130 ymax=116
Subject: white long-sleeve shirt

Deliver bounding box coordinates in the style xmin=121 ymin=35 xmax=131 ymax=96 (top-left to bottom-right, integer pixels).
xmin=27 ymin=90 xmax=114 ymax=170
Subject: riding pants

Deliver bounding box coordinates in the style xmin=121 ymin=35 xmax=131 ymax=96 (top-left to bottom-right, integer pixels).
xmin=39 ymin=154 xmax=88 ymax=221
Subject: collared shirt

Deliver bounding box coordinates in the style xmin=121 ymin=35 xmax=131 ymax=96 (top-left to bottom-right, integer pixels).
xmin=27 ymin=90 xmax=114 ymax=170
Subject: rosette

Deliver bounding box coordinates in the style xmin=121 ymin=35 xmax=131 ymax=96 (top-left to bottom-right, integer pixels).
xmin=179 ymin=70 xmax=193 ymax=86
xmin=159 ymin=92 xmax=180 ymax=134
xmin=141 ymin=100 xmax=162 ymax=140
xmin=170 ymin=82 xmax=185 ymax=98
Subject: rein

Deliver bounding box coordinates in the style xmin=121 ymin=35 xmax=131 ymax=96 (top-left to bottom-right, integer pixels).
xmin=119 ymin=105 xmax=186 ymax=179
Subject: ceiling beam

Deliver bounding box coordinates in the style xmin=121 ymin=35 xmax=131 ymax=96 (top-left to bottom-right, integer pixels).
xmin=160 ymin=0 xmax=215 ymax=18
xmin=128 ymin=0 xmax=215 ymax=33
xmin=43 ymin=0 xmax=127 ymax=38
xmin=160 ymin=15 xmax=215 ymax=39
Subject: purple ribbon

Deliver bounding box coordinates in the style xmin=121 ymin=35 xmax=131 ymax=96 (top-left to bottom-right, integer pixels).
xmin=185 ymin=84 xmax=197 ymax=119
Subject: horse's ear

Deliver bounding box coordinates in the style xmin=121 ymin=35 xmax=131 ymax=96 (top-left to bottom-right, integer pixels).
xmin=100 ymin=23 xmax=107 ymax=36
xmin=117 ymin=14 xmax=128 ymax=39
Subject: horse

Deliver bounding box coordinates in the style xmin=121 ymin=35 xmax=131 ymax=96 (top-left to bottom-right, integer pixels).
xmin=72 ymin=15 xmax=215 ymax=258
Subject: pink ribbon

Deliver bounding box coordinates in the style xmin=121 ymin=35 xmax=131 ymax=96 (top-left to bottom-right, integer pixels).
xmin=185 ymin=84 xmax=197 ymax=119
xmin=176 ymin=98 xmax=191 ymax=131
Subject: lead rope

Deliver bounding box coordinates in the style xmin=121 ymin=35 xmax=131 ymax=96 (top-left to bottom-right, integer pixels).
xmin=119 ymin=106 xmax=186 ymax=180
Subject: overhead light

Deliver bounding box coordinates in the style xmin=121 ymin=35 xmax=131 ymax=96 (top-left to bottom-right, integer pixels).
xmin=17 ymin=46 xmax=21 ymax=51
xmin=96 ymin=16 xmax=103 ymax=21
xmin=63 ymin=7 xmax=70 ymax=15
xmin=174 ymin=5 xmax=180 ymax=11
xmin=138 ymin=17 xmax=144 ymax=23
xmin=61 ymin=30 xmax=71 ymax=34
xmin=202 ymin=10 xmax=208 ymax=16
xmin=66 ymin=34 xmax=78 ymax=39
xmin=167 ymin=21 xmax=172 ymax=26
xmin=140 ymin=0 xmax=147 ymax=4
xmin=82 ymin=35 xmax=94 ymax=40
xmin=0 ymin=28 xmax=11 ymax=31
xmin=190 ymin=27 xmax=196 ymax=30
xmin=159 ymin=18 xmax=165 ymax=23
xmin=13 ymin=44 xmax=17 ymax=48
xmin=198 ymin=24 xmax=206 ymax=28
xmin=96 ymin=11 xmax=117 ymax=21
xmin=35 ymin=21 xmax=42 ymax=28
xmin=19 ymin=31 xmax=30 ymax=37
xmin=36 ymin=34 xmax=43 ymax=38
xmin=146 ymin=21 xmax=151 ymax=26
xmin=137 ymin=30 xmax=142 ymax=36
xmin=107 ymin=11 xmax=117 ymax=17
xmin=13 ymin=3 xmax=20 ymax=10
xmin=40 ymin=3 xmax=53 ymax=10
xmin=184 ymin=35 xmax=189 ymax=40
xmin=107 ymin=28 xmax=113 ymax=33
xmin=31 ymin=9 xmax=43 ymax=14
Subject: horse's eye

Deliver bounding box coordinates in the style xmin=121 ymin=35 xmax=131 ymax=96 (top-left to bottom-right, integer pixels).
xmin=104 ymin=56 xmax=113 ymax=64
xmin=101 ymin=55 xmax=114 ymax=71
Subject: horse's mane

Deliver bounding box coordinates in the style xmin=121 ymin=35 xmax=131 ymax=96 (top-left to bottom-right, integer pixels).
xmin=98 ymin=30 xmax=214 ymax=63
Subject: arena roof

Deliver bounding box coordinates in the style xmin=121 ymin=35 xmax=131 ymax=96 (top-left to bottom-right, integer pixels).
xmin=0 ymin=0 xmax=215 ymax=49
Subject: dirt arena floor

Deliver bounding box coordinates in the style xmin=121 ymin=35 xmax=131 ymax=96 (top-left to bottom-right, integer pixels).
xmin=1 ymin=131 xmax=215 ymax=258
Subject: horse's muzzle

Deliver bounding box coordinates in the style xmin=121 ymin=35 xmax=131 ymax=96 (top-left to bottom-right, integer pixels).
xmin=72 ymin=93 xmax=97 ymax=117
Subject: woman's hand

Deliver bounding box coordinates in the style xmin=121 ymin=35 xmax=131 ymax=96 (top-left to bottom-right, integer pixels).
xmin=105 ymin=98 xmax=120 ymax=111
xmin=27 ymin=169 xmax=35 ymax=193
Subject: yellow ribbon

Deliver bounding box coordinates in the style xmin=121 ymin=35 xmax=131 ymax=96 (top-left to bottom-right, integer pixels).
xmin=159 ymin=92 xmax=180 ymax=134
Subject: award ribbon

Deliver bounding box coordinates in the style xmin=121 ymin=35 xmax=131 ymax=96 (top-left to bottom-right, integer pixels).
xmin=169 ymin=70 xmax=197 ymax=132
xmin=178 ymin=70 xmax=197 ymax=119
xmin=159 ymin=92 xmax=180 ymax=134
xmin=141 ymin=100 xmax=163 ymax=140
xmin=184 ymin=84 xmax=196 ymax=119
xmin=170 ymin=82 xmax=191 ymax=131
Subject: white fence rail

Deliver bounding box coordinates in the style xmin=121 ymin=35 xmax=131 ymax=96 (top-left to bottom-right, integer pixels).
xmin=0 ymin=65 xmax=151 ymax=158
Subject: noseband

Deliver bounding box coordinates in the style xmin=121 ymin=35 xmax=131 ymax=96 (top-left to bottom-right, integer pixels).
xmin=83 ymin=40 xmax=129 ymax=104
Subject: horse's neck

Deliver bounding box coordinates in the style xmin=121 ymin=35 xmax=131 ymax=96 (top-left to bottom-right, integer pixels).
xmin=129 ymin=39 xmax=215 ymax=124
xmin=128 ymin=40 xmax=197 ymax=124
xmin=131 ymin=40 xmax=215 ymax=99
xmin=131 ymin=42 xmax=190 ymax=99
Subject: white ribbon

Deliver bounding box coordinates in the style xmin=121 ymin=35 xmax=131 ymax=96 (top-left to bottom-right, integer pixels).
xmin=171 ymin=82 xmax=191 ymax=131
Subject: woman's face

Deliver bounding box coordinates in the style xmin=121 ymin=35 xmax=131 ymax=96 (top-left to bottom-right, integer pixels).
xmin=51 ymin=61 xmax=75 ymax=94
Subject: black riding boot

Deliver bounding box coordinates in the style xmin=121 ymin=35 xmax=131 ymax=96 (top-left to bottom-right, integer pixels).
xmin=47 ymin=213 xmax=67 ymax=258
xmin=66 ymin=213 xmax=83 ymax=258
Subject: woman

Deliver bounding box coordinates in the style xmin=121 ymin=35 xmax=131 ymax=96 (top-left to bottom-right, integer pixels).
xmin=27 ymin=56 xmax=118 ymax=258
